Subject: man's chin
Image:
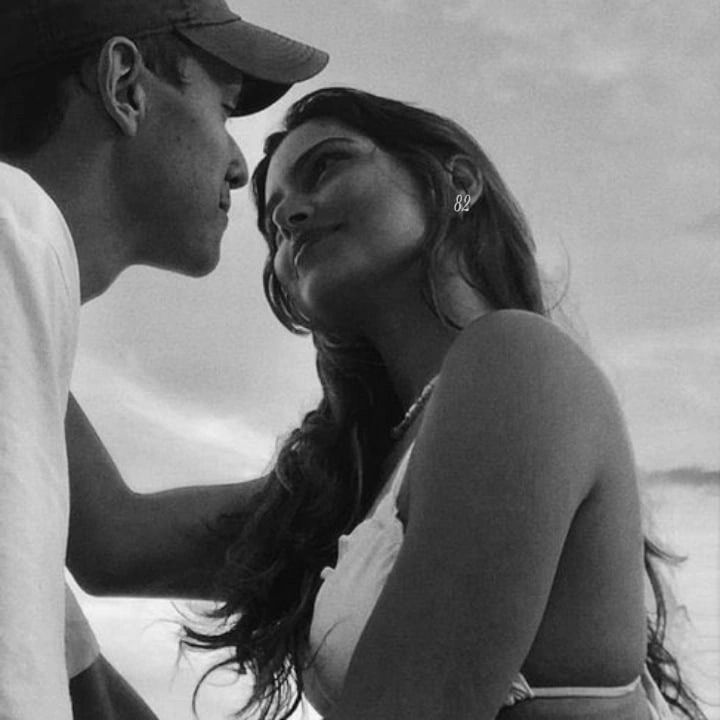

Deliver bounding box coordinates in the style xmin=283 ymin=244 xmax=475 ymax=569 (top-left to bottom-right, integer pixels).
xmin=179 ymin=253 xmax=221 ymax=278
xmin=140 ymin=245 xmax=221 ymax=278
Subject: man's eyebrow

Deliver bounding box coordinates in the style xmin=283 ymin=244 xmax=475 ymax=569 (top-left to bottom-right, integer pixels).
xmin=265 ymin=137 xmax=357 ymax=225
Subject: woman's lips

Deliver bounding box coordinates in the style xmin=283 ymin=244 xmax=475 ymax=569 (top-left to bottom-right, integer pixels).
xmin=293 ymin=241 xmax=315 ymax=268
xmin=292 ymin=226 xmax=338 ymax=268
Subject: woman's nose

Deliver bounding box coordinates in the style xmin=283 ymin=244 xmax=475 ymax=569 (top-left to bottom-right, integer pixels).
xmin=273 ymin=195 xmax=313 ymax=232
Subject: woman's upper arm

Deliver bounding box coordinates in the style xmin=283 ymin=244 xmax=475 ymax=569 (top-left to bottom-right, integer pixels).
xmin=330 ymin=311 xmax=616 ymax=720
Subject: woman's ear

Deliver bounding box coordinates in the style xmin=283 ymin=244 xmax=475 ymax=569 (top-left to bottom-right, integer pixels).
xmin=446 ymin=155 xmax=483 ymax=211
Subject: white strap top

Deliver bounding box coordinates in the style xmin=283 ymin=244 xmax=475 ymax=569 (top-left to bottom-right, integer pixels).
xmin=303 ymin=447 xmax=412 ymax=713
xmin=302 ymin=444 xmax=673 ymax=719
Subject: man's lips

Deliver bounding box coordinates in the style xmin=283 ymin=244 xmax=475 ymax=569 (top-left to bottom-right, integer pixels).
xmin=219 ymin=188 xmax=231 ymax=213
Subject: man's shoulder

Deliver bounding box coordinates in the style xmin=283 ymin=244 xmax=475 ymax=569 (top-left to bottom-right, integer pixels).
xmin=0 ymin=159 xmax=65 ymax=231
xmin=0 ymin=159 xmax=50 ymax=209
xmin=0 ymin=159 xmax=78 ymax=295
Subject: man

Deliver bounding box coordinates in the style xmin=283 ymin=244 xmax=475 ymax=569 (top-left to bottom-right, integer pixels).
xmin=0 ymin=1 xmax=327 ymax=717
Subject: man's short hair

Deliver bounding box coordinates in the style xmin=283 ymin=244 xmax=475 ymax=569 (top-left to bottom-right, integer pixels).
xmin=0 ymin=33 xmax=202 ymax=158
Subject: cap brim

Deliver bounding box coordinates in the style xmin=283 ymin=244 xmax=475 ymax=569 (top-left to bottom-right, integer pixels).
xmin=177 ymin=19 xmax=328 ymax=116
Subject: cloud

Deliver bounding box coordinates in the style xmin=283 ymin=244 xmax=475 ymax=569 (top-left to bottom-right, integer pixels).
xmin=600 ymin=322 xmax=720 ymax=471
xmin=685 ymin=209 xmax=720 ymax=241
xmin=69 ymin=580 xmax=252 ymax=718
xmin=69 ymin=575 xmax=321 ymax=719
xmin=72 ymin=353 xmax=277 ymax=490
xmin=438 ymin=0 xmax=719 ymax=149
xmin=369 ymin=0 xmax=414 ymax=13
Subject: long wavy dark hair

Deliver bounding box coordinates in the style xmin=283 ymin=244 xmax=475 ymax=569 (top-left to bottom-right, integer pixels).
xmin=184 ymin=88 xmax=706 ymax=720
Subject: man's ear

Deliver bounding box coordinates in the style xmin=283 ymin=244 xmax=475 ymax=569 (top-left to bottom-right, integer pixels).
xmin=95 ymin=37 xmax=147 ymax=137
xmin=446 ymin=155 xmax=483 ymax=210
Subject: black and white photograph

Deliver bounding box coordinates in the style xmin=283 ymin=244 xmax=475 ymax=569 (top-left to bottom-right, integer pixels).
xmin=1 ymin=1 xmax=717 ymax=718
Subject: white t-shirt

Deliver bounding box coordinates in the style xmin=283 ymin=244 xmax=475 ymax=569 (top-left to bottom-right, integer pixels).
xmin=0 ymin=161 xmax=99 ymax=719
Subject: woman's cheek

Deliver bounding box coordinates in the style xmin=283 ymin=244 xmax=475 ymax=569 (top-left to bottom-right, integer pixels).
xmin=273 ymin=242 xmax=295 ymax=289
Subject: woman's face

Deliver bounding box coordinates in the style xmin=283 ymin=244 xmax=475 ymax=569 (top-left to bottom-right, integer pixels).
xmin=264 ymin=119 xmax=427 ymax=330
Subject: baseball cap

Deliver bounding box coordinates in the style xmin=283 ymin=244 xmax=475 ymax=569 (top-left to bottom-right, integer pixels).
xmin=0 ymin=0 xmax=329 ymax=115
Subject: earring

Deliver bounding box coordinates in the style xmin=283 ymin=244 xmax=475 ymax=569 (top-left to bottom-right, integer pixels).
xmin=453 ymin=191 xmax=472 ymax=217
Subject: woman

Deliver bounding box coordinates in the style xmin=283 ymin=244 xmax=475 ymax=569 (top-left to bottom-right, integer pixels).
xmin=178 ymin=87 xmax=706 ymax=720
xmin=65 ymin=88 xmax=705 ymax=720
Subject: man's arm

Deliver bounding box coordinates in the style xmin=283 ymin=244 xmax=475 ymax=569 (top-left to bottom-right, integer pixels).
xmin=70 ymin=655 xmax=159 ymax=720
xmin=66 ymin=394 xmax=265 ymax=598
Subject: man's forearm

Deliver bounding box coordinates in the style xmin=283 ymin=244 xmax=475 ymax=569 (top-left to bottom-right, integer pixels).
xmin=66 ymin=393 xmax=264 ymax=598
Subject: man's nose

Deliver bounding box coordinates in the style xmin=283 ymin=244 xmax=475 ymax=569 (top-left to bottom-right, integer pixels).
xmin=227 ymin=137 xmax=248 ymax=190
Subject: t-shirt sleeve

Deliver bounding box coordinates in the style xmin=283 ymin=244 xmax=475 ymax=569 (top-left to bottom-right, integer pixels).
xmin=0 ymin=217 xmax=76 ymax=719
xmin=65 ymin=582 xmax=100 ymax=678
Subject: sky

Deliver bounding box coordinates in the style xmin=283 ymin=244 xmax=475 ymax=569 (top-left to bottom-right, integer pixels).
xmin=69 ymin=1 xmax=719 ymax=717
xmin=74 ymin=0 xmax=719 ymax=482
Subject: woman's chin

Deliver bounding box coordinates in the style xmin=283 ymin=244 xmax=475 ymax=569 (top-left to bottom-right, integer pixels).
xmin=295 ymin=298 xmax=362 ymax=336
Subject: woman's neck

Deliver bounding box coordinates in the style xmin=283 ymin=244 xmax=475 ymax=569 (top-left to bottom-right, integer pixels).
xmin=364 ymin=281 xmax=491 ymax=411
xmin=374 ymin=311 xmax=454 ymax=411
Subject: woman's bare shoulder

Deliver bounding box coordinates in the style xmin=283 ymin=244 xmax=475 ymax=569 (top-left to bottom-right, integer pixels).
xmin=409 ymin=309 xmax=631 ymax=509
xmin=449 ymin=309 xmax=589 ymax=366
xmin=440 ymin=309 xmax=617 ymax=418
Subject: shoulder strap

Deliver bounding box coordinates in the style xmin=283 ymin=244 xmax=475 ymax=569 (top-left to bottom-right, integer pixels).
xmin=387 ymin=441 xmax=415 ymax=501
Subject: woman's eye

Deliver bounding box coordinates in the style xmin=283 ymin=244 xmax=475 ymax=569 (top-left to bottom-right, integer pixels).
xmin=308 ymin=153 xmax=346 ymax=185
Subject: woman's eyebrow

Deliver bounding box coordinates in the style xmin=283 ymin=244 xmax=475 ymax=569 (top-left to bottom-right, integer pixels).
xmin=265 ymin=137 xmax=357 ymax=222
